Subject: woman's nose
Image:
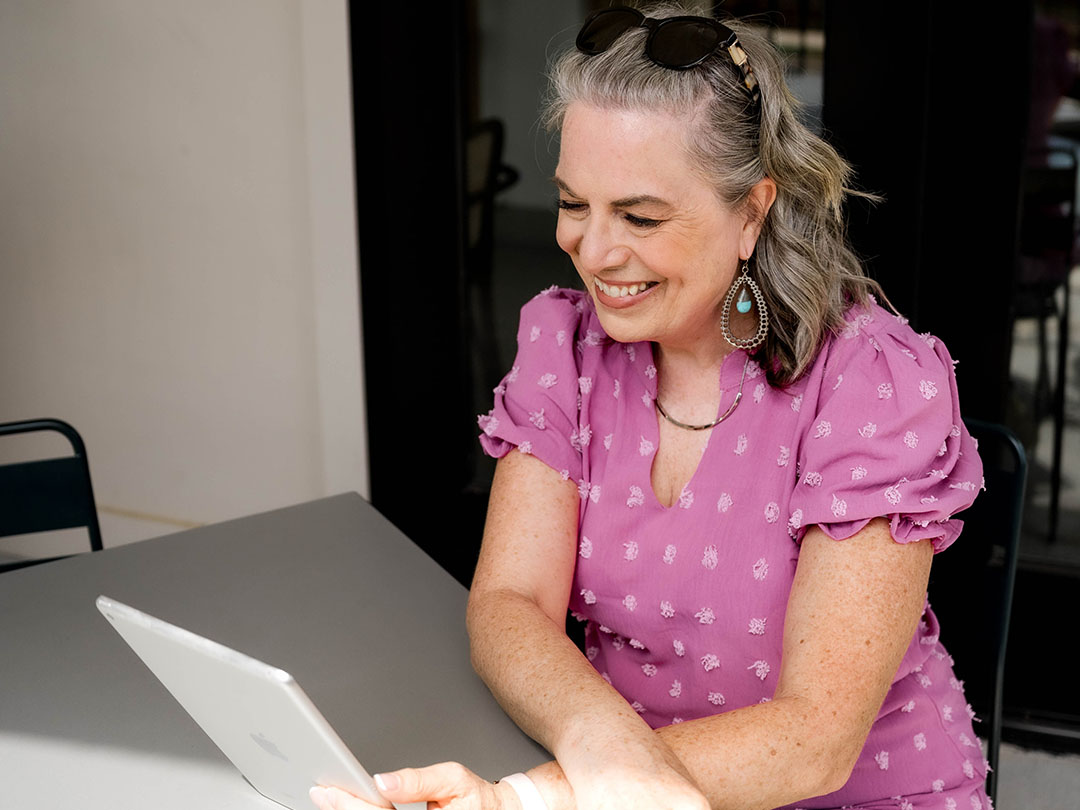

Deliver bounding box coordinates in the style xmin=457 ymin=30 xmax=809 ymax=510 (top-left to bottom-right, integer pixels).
xmin=561 ymin=216 xmax=629 ymax=273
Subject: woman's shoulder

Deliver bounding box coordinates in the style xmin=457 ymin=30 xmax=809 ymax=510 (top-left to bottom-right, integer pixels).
xmin=805 ymin=296 xmax=966 ymax=451
xmin=517 ymin=286 xmax=600 ymax=337
xmin=478 ymin=287 xmax=611 ymax=476
xmin=788 ymin=296 xmax=981 ymax=551
xmin=513 ymin=286 xmax=618 ymax=362
xmin=816 ymin=297 xmax=957 ymax=382
xmin=518 ymin=285 xmax=586 ymax=321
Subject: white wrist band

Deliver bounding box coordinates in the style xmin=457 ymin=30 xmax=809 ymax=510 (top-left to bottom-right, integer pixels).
xmin=499 ymin=772 xmax=549 ymax=810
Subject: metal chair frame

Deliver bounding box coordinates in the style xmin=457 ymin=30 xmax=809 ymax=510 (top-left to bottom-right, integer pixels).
xmin=0 ymin=418 xmax=103 ymax=572
xmin=929 ymin=418 xmax=1026 ymax=805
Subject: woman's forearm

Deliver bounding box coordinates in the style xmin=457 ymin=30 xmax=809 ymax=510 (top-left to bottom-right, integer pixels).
xmin=468 ymin=590 xmax=868 ymax=810
xmin=466 ymin=452 xmax=695 ymax=796
xmin=467 ymin=586 xmax=672 ymax=765
xmin=468 ymin=590 xmax=848 ymax=810
xmin=657 ymin=695 xmax=860 ymax=809
xmin=523 ymin=695 xmax=856 ymax=810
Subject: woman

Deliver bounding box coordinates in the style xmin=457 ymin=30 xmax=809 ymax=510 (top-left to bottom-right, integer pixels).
xmin=312 ymin=4 xmax=987 ymax=809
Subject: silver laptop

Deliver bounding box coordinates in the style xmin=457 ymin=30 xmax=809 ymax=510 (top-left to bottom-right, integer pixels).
xmin=96 ymin=595 xmax=392 ymax=809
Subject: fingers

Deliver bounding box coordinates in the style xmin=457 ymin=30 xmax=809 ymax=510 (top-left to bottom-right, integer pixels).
xmin=311 ymin=762 xmax=489 ymax=810
xmin=374 ymin=761 xmax=481 ymax=802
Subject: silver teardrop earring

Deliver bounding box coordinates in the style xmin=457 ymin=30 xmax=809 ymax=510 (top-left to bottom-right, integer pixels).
xmin=720 ymin=260 xmax=769 ymax=350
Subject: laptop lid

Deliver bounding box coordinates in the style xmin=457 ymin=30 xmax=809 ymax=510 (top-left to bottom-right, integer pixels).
xmin=96 ymin=595 xmax=392 ymax=810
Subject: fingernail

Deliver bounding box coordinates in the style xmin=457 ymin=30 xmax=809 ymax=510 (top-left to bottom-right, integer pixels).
xmin=309 ymin=786 xmax=328 ymax=804
xmin=375 ymin=772 xmax=399 ymax=792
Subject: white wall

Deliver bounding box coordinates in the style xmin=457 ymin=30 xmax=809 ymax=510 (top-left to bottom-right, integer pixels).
xmin=0 ymin=0 xmax=367 ymax=551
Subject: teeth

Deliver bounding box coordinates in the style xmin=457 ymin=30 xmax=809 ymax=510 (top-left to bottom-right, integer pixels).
xmin=596 ymin=279 xmax=656 ymax=298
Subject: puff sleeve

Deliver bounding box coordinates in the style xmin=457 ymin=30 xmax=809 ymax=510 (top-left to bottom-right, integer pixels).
xmin=477 ymin=288 xmax=588 ymax=482
xmin=788 ymin=306 xmax=983 ymax=552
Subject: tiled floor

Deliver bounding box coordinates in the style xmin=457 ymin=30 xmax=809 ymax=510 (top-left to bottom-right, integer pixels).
xmin=998 ymin=741 xmax=1080 ymax=809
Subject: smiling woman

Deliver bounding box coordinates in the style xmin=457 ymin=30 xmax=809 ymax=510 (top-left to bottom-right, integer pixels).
xmin=552 ymin=103 xmax=774 ymax=363
xmin=312 ymin=4 xmax=989 ymax=810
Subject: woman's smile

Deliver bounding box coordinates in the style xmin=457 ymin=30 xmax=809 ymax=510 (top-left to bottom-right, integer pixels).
xmin=593 ymin=278 xmax=661 ymax=306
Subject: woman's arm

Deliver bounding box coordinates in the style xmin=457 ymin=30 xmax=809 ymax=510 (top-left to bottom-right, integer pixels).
xmin=467 ymin=450 xmax=709 ymax=810
xmin=656 ymin=518 xmax=933 ymax=808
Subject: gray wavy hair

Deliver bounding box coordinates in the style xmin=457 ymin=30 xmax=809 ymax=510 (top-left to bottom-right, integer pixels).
xmin=542 ymin=1 xmax=885 ymax=386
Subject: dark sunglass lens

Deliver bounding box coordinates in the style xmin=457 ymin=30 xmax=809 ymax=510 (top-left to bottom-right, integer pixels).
xmin=649 ymin=19 xmax=722 ymax=68
xmin=576 ymin=8 xmax=643 ymax=55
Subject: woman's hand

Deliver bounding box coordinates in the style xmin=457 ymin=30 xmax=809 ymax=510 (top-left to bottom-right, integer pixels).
xmin=308 ymin=756 xmax=709 ymax=810
xmin=309 ymin=762 xmax=512 ymax=810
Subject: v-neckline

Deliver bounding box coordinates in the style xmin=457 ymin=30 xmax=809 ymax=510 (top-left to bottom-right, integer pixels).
xmin=642 ymin=342 xmax=745 ymax=511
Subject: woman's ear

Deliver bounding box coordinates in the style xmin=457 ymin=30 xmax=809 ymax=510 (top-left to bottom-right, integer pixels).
xmin=740 ymin=176 xmax=777 ymax=259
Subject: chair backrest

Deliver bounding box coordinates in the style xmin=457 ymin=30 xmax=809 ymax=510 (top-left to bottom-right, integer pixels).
xmin=0 ymin=418 xmax=103 ymax=571
xmin=928 ymin=418 xmax=1026 ymax=804
xmin=465 ymin=118 xmax=519 ymax=264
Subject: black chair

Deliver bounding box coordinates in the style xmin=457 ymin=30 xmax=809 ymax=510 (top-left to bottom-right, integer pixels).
xmin=0 ymin=418 xmax=104 ymax=572
xmin=929 ymin=418 xmax=1026 ymax=806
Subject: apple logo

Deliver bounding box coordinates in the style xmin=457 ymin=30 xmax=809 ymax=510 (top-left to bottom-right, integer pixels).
xmin=251 ymin=731 xmax=289 ymax=762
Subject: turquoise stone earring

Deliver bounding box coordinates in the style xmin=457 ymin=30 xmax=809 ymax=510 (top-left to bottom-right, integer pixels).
xmin=736 ymin=286 xmax=753 ymax=314
xmin=721 ymin=260 xmax=769 ymax=350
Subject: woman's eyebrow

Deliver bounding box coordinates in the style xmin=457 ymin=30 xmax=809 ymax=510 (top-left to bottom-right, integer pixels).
xmin=552 ymin=177 xmax=673 ymax=209
xmin=610 ymin=193 xmax=673 ymax=209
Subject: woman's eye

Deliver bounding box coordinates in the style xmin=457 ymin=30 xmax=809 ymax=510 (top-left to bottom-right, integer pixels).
xmin=624 ymin=213 xmax=662 ymax=229
xmin=557 ymin=199 xmax=587 ymax=213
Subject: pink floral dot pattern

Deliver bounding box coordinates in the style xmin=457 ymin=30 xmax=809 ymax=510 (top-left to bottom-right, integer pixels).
xmin=479 ymin=289 xmax=987 ymax=809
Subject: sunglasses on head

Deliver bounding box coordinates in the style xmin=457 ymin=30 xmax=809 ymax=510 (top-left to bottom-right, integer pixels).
xmin=575 ymin=6 xmax=760 ymax=102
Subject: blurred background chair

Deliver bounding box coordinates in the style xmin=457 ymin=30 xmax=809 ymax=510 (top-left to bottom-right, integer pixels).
xmin=0 ymin=418 xmax=103 ymax=573
xmin=1011 ymin=146 xmax=1078 ymax=542
xmin=465 ymin=117 xmax=520 ymax=399
xmin=929 ymin=418 xmax=1026 ymax=806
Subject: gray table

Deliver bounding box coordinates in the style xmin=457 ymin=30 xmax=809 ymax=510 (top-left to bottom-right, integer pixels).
xmin=0 ymin=493 xmax=548 ymax=807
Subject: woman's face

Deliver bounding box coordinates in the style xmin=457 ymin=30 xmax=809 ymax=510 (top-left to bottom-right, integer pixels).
xmin=555 ymin=102 xmax=772 ymax=360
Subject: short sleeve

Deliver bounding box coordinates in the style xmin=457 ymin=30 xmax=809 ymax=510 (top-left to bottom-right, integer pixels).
xmin=789 ymin=307 xmax=983 ymax=552
xmin=477 ymin=288 xmax=587 ymax=481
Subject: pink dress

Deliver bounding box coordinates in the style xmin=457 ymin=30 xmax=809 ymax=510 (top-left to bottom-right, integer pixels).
xmin=479 ymin=287 xmax=989 ymax=810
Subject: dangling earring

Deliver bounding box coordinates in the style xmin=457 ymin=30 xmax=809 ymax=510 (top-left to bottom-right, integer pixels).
xmin=721 ymin=260 xmax=769 ymax=350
